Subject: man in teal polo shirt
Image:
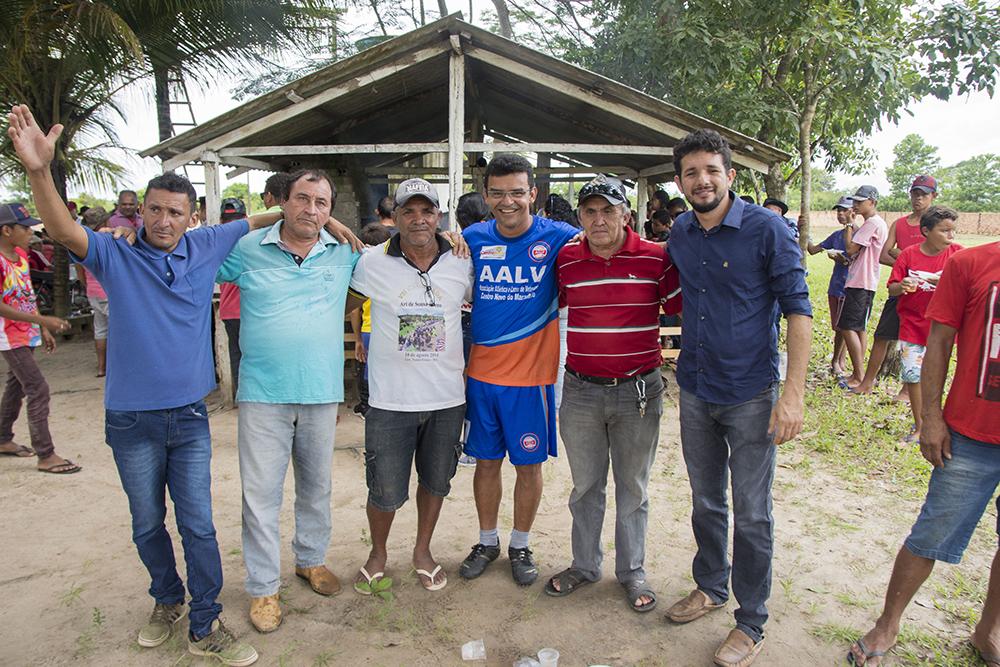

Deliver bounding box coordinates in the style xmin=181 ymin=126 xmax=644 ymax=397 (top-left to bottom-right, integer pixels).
xmin=216 ymin=169 xmax=358 ymax=633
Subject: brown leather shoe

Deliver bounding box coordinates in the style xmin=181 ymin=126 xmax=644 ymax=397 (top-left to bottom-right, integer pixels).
xmin=249 ymin=594 xmax=282 ymax=633
xmin=713 ymin=628 xmax=764 ymax=667
xmin=665 ymin=588 xmax=725 ymax=623
xmin=295 ymin=565 xmax=342 ymax=596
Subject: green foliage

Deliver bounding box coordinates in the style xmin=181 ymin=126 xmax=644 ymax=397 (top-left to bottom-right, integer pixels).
xmin=937 ymin=154 xmax=1000 ymax=212
xmin=885 ymin=134 xmax=942 ymax=200
xmin=71 ymin=192 xmax=116 ymax=213
xmin=355 ymin=575 xmax=393 ymax=601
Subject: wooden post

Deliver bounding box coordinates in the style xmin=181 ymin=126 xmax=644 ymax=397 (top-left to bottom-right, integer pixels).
xmin=636 ymin=176 xmax=648 ymax=232
xmin=447 ymin=42 xmax=465 ymax=230
xmin=203 ymin=154 xmax=221 ymax=226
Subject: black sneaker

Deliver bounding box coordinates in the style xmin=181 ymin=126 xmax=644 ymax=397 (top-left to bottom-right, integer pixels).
xmin=508 ymin=546 xmax=538 ymax=586
xmin=459 ymin=543 xmax=501 ymax=580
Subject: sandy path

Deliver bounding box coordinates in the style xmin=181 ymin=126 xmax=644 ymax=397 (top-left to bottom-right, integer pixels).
xmin=0 ymin=338 xmax=992 ymax=666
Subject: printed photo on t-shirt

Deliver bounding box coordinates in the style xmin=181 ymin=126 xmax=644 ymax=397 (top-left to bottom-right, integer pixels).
xmin=397 ymin=306 xmax=446 ymax=360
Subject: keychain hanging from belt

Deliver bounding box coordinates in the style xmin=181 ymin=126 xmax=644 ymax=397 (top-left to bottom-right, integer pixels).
xmin=636 ymin=375 xmax=647 ymax=418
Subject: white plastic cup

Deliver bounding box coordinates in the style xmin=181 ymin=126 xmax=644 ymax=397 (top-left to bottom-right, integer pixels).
xmin=537 ymin=648 xmax=560 ymax=667
xmin=513 ymin=658 xmax=541 ymax=667
xmin=462 ymin=639 xmax=486 ymax=661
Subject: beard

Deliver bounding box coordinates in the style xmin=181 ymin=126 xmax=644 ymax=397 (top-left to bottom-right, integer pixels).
xmin=690 ymin=188 xmax=727 ymax=214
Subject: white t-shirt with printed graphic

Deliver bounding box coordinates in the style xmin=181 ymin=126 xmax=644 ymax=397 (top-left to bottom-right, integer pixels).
xmin=349 ymin=238 xmax=472 ymax=412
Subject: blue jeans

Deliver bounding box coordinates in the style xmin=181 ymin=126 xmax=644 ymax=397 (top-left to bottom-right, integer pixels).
xmin=238 ymin=402 xmax=338 ymax=597
xmin=679 ymin=384 xmax=778 ymax=643
xmin=105 ymin=401 xmax=222 ymax=639
xmin=905 ymin=430 xmax=1000 ymax=564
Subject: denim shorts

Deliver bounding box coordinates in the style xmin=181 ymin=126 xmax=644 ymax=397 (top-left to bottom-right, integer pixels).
xmin=364 ymin=404 xmax=465 ymax=512
xmin=904 ymin=430 xmax=1000 ymax=564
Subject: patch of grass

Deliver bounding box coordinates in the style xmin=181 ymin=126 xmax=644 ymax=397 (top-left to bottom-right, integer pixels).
xmin=894 ymin=625 xmax=980 ymax=666
xmin=73 ymin=607 xmax=105 ymax=659
xmin=312 ymin=650 xmax=341 ymax=667
xmin=360 ymin=527 xmax=372 ymax=546
xmin=779 ymin=577 xmax=801 ymax=605
xmin=61 ymin=583 xmax=84 ymax=606
xmin=356 ymin=575 xmax=394 ymax=602
xmin=809 ymin=621 xmax=858 ymax=644
xmin=277 ymin=641 xmax=299 ymax=667
xmin=834 ymin=589 xmax=874 ymax=610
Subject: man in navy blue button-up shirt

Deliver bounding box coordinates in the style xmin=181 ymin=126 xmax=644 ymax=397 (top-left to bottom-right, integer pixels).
xmin=663 ymin=129 xmax=812 ymax=667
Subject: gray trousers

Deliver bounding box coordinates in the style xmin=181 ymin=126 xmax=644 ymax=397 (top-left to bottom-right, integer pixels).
xmin=558 ymin=370 xmax=663 ymax=583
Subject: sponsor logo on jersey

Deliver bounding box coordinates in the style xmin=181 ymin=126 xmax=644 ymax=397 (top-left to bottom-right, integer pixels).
xmin=520 ymin=433 xmax=539 ymax=452
xmin=529 ymin=242 xmax=550 ymax=262
xmin=479 ymin=245 xmax=507 ymax=260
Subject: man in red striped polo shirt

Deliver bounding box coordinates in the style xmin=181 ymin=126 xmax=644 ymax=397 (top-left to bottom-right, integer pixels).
xmin=544 ymin=175 xmax=681 ymax=613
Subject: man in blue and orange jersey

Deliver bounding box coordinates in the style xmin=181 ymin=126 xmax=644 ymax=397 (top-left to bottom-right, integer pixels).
xmin=459 ymin=154 xmax=580 ymax=586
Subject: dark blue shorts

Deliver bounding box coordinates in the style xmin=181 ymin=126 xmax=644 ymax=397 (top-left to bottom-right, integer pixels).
xmin=465 ymin=377 xmax=556 ymax=465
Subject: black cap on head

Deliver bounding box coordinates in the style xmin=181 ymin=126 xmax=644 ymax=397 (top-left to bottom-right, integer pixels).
xmin=577 ymin=174 xmax=628 ymax=207
xmin=762 ymin=197 xmax=789 ymax=215
xmin=850 ymin=185 xmax=879 ymax=202
xmin=221 ymin=198 xmax=247 ymax=216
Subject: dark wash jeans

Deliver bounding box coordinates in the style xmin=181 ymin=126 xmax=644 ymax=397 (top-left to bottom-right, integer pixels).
xmin=105 ymin=400 xmax=222 ymax=639
xmin=679 ymin=383 xmax=778 ymax=644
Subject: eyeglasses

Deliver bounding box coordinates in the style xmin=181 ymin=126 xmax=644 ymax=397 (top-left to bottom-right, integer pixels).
xmin=486 ymin=189 xmax=529 ymax=201
xmin=418 ymin=270 xmax=436 ymax=307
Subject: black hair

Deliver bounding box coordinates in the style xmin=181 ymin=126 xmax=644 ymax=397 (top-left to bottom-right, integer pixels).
xmin=220 ymin=212 xmax=244 ymax=223
xmin=281 ymin=169 xmax=337 ymax=204
xmin=145 ymin=172 xmax=197 ymax=209
xmin=666 ymin=197 xmax=687 ymax=211
xmin=919 ymin=205 xmax=958 ymax=233
xmin=483 ymin=153 xmax=534 ymax=189
xmin=652 ymin=190 xmax=670 ymax=209
xmin=358 ymin=222 xmax=392 ymax=246
xmin=79 ymin=205 xmax=90 ymax=216
xmin=739 ymin=195 xmax=756 ymax=204
xmin=455 ymin=192 xmax=491 ymax=229
xmin=543 ymin=193 xmax=579 ymax=228
xmin=672 ymin=129 xmax=733 ymax=176
xmin=376 ymin=196 xmax=394 ymax=219
xmin=651 ymin=210 xmax=672 ymax=224
xmin=117 ymin=189 xmax=138 ymax=201
xmin=264 ymin=173 xmax=291 ymax=202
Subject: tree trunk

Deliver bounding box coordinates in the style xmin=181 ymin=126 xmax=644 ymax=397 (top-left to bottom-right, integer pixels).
xmin=49 ymin=159 xmax=70 ymax=317
xmin=490 ymin=0 xmax=513 ymax=37
xmin=797 ymin=99 xmax=818 ymax=256
xmin=153 ymin=64 xmax=173 ymax=142
xmin=437 ymin=0 xmax=449 ymax=16
xmin=764 ymin=162 xmax=787 ymax=201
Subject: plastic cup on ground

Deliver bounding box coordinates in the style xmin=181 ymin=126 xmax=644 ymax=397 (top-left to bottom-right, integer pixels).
xmin=462 ymin=639 xmax=486 ymax=661
xmin=537 ymin=648 xmax=559 ymax=666
xmin=514 ymin=658 xmax=541 ymax=667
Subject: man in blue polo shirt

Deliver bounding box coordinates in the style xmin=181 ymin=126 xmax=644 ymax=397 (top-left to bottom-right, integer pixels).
xmin=7 ymin=105 xmax=358 ymax=667
xmin=216 ymin=169 xmax=357 ymax=633
xmin=662 ymin=129 xmax=812 ymax=667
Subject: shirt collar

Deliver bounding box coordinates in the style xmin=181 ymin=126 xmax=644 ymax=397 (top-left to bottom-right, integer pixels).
xmin=385 ymin=232 xmax=452 ymax=259
xmin=260 ymin=220 xmax=338 ymax=249
xmin=135 ymin=228 xmax=188 ymax=259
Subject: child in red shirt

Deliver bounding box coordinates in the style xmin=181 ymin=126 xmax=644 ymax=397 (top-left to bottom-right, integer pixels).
xmin=887 ymin=206 xmax=963 ymax=443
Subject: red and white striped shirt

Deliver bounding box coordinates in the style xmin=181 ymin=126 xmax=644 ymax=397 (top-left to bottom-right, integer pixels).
xmin=557 ymin=227 xmax=682 ymax=378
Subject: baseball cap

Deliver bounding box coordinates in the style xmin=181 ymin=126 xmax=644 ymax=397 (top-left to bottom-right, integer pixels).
xmin=394 ymin=178 xmax=439 ymax=208
xmin=762 ymin=197 xmax=789 ymax=215
xmin=0 ymin=202 xmax=40 ymax=227
xmin=833 ymin=196 xmax=855 ymax=210
xmin=220 ymin=198 xmax=247 ymax=216
xmin=577 ymin=174 xmax=628 ymax=207
xmin=849 ymin=185 xmax=879 ymax=202
xmin=910 ymin=175 xmax=937 ymax=193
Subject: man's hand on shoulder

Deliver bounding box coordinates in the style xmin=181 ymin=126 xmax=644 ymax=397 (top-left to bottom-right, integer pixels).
xmin=98 ymin=226 xmax=137 ymax=245
xmin=443 ymin=231 xmax=470 ymax=258
xmin=324 ymin=217 xmax=364 ymax=252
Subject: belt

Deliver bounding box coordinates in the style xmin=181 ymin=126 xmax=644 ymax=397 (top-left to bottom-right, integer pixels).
xmin=565 ymin=366 xmax=658 ymax=387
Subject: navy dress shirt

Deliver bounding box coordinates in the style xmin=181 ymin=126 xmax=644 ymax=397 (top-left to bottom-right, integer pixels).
xmin=667 ymin=192 xmax=812 ymax=405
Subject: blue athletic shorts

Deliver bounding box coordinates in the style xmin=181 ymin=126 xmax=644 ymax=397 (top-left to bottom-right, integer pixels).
xmin=465 ymin=377 xmax=557 ymax=465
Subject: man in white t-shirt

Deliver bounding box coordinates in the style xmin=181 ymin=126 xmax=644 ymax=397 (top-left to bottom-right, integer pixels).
xmin=348 ymin=179 xmax=473 ymax=593
xmin=837 ymin=185 xmax=888 ymax=388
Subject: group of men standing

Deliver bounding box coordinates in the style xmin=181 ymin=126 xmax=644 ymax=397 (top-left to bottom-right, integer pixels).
xmin=16 ymin=96 xmax=997 ymax=667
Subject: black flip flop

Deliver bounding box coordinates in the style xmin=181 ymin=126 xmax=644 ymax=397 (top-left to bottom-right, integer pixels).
xmin=0 ymin=445 xmax=33 ymax=457
xmin=622 ymin=580 xmax=657 ymax=613
xmin=544 ymin=568 xmax=593 ymax=597
xmin=38 ymin=460 xmax=82 ymax=474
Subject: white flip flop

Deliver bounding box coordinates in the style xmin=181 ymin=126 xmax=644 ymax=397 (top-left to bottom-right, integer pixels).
xmin=415 ymin=564 xmax=447 ymax=591
xmin=353 ymin=565 xmax=385 ymax=595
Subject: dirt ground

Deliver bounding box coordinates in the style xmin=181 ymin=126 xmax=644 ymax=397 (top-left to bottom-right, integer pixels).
xmin=0 ymin=337 xmax=993 ymax=666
